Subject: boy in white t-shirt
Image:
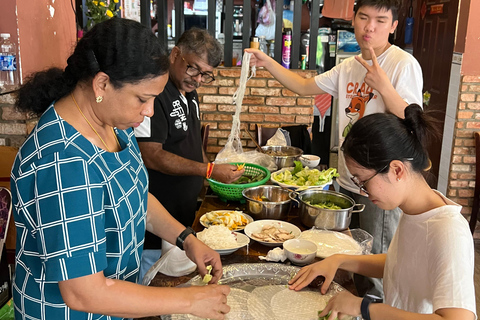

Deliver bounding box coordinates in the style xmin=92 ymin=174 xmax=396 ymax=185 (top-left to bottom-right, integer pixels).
xmin=246 ymin=0 xmax=423 ymax=297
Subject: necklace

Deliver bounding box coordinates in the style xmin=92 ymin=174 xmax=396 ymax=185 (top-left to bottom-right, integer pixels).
xmin=71 ymin=93 xmax=120 ymax=152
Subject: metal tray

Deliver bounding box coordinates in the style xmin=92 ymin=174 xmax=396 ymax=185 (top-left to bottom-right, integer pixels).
xmin=162 ymin=263 xmax=353 ymax=320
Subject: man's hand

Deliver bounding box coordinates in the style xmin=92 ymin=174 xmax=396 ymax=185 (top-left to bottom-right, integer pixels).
xmin=355 ymin=46 xmax=393 ymax=96
xmin=183 ymin=235 xmax=223 ymax=283
xmin=210 ymin=164 xmax=245 ymax=184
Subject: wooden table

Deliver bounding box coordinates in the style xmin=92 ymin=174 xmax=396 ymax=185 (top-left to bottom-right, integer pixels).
xmin=139 ymin=193 xmax=356 ymax=320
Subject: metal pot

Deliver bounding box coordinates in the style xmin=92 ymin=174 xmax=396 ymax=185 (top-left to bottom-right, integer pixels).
xmin=242 ymin=185 xmax=292 ymax=220
xmin=290 ymin=189 xmax=365 ymax=231
xmin=261 ymin=145 xmax=303 ymax=169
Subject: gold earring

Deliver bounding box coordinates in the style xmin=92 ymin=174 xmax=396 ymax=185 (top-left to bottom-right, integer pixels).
xmin=96 ymin=96 xmax=103 ymax=103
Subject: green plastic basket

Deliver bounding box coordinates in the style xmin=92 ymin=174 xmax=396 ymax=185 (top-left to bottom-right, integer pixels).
xmin=207 ymin=163 xmax=271 ymax=202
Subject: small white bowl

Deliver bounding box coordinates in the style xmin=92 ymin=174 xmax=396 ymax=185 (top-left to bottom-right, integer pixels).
xmin=300 ymin=155 xmax=320 ymax=168
xmin=283 ymin=239 xmax=317 ymax=266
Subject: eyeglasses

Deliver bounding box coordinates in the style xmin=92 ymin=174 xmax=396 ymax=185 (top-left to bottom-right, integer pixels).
xmin=181 ymin=56 xmax=215 ymax=84
xmin=350 ymin=163 xmax=389 ymax=195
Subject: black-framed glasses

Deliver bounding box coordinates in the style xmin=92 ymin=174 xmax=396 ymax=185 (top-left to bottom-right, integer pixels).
xmin=181 ymin=56 xmax=215 ymax=84
xmin=350 ymin=163 xmax=389 ymax=195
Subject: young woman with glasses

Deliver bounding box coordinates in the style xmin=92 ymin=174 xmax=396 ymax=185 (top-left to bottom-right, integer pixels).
xmin=288 ymin=104 xmax=476 ymax=320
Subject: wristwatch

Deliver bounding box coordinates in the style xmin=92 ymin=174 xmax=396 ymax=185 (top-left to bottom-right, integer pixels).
xmin=361 ymin=294 xmax=382 ymax=320
xmin=176 ymin=227 xmax=196 ymax=250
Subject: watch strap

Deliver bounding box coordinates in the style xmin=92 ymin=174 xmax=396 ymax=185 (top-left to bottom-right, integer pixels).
xmin=176 ymin=227 xmax=196 ymax=250
xmin=361 ymin=295 xmax=381 ymax=320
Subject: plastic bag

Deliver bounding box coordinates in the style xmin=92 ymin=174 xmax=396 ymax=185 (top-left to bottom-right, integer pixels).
xmin=258 ymin=247 xmax=287 ymax=262
xmin=215 ymin=150 xmax=277 ymax=172
xmin=255 ymin=0 xmax=276 ymax=40
xmin=142 ymin=240 xmax=197 ymax=286
xmin=266 ymin=128 xmax=289 ymax=146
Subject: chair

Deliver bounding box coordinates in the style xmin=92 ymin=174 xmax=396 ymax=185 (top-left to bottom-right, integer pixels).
xmin=469 ymin=131 xmax=480 ymax=234
xmin=201 ymin=124 xmax=210 ymax=153
xmin=255 ymin=124 xmax=313 ymax=154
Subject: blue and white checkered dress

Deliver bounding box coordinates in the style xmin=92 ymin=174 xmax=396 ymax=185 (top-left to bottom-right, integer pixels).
xmin=11 ymin=104 xmax=148 ymax=320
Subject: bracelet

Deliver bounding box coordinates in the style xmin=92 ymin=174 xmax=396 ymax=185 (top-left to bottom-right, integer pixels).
xmin=361 ymin=295 xmax=382 ymax=320
xmin=206 ymin=162 xmax=215 ymax=179
xmin=176 ymin=227 xmax=196 ymax=250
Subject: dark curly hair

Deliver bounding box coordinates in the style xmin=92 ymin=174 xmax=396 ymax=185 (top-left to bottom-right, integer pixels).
xmin=16 ymin=18 xmax=170 ymax=115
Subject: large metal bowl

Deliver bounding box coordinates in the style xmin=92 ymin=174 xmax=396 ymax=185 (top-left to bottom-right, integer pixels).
xmin=291 ymin=189 xmax=365 ymax=230
xmin=242 ymin=185 xmax=292 ymax=220
xmin=261 ymin=145 xmax=303 ymax=169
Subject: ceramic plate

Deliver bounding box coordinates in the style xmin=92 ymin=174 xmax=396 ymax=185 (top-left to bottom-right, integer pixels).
xmin=244 ymin=219 xmax=301 ymax=247
xmin=199 ymin=210 xmax=253 ymax=231
xmin=214 ymin=232 xmax=250 ymax=255
xmin=270 ymin=167 xmax=332 ymax=190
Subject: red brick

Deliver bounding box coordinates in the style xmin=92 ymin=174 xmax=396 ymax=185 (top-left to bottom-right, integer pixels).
xmin=196 ymin=86 xmax=218 ymax=94
xmin=248 ymin=106 xmax=280 ymax=113
xmin=475 ymin=113 xmax=480 ymax=120
xmin=218 ymin=69 xmax=242 ymax=78
xmin=239 ymin=114 xmax=264 ymax=122
xmin=466 ymin=102 xmax=480 ymax=110
xmin=217 ymin=104 xmax=247 ymax=112
xmin=2 ymin=106 xmax=27 ymax=121
xmin=219 ymin=87 xmax=243 ymax=95
xmin=454 ymin=139 xmax=463 ymax=146
xmin=463 ymin=156 xmax=476 ymax=164
xmin=245 ymin=79 xmax=267 ymax=87
xmin=281 ymin=107 xmax=313 ymax=115
xmin=469 ymin=181 xmax=476 ymax=188
xmin=461 ymin=93 xmax=475 ymax=102
xmin=469 ymin=85 xmax=480 ymax=92
xmin=250 ymin=88 xmax=281 ymax=96
xmin=203 ymin=114 xmax=232 ymax=121
xmin=206 ymin=146 xmax=223 ymax=153
xmin=203 ymin=95 xmax=234 ymax=104
xmin=459 ymin=173 xmax=476 ymax=180
xmin=459 ymin=189 xmax=475 ymax=198
xmin=295 ymin=70 xmax=317 ymax=79
xmin=477 ymin=95 xmax=480 ymax=101
xmin=268 ymin=80 xmax=283 ymax=87
xmin=0 ymin=123 xmax=27 ymax=135
xmin=447 ymin=189 xmax=457 ymax=197
xmin=466 ymin=121 xmax=480 ymax=129
xmin=218 ymin=122 xmax=249 ymax=130
xmin=458 ymin=102 xmax=466 ymax=110
xmin=264 ymin=114 xmax=295 ymax=123
xmin=451 ymin=155 xmax=462 ymax=163
xmin=199 ymin=104 xmax=217 ymax=112
xmin=458 ymin=111 xmax=473 ymax=119
xmin=461 ymin=85 xmax=469 ymax=92
xmin=266 ymin=97 xmax=296 ymax=106
xmin=453 ymin=147 xmax=471 ymax=155
xmin=463 ymin=76 xmax=480 ymax=82
xmin=254 ymin=70 xmax=274 ymax=78
xmin=297 ymin=98 xmax=314 ymax=106
xmin=242 ymin=97 xmax=265 ymax=105
xmin=209 ymin=130 xmax=230 ymax=138
xmin=0 ymin=93 xmax=15 ymax=104
xmin=282 ymin=89 xmax=298 ymax=97
xmin=295 ymin=116 xmax=313 ymax=124
xmin=456 ymin=122 xmax=464 ymax=128
xmin=463 ymin=139 xmax=475 ymax=147
xmin=201 ymin=121 xmax=218 ymax=130
xmin=209 ymin=79 xmax=235 ymax=87
xmin=449 ymin=180 xmax=468 ymax=188
xmin=454 ymin=198 xmax=469 ymax=206
xmin=455 ymin=130 xmax=474 ymax=138
xmin=450 ymin=172 xmax=458 ymax=179
xmin=451 ymin=164 xmax=471 ymax=172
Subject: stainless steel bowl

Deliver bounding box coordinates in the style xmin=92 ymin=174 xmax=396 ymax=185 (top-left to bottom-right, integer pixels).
xmin=291 ymin=189 xmax=365 ymax=230
xmin=261 ymin=145 xmax=303 ymax=169
xmin=242 ymin=185 xmax=292 ymax=220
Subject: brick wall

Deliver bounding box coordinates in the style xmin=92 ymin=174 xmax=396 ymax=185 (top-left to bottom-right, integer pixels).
xmin=199 ymin=68 xmax=316 ymax=160
xmin=448 ymin=75 xmax=480 ymax=238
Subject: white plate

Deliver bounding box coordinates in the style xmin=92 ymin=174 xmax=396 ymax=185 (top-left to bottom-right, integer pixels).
xmin=199 ymin=210 xmax=254 ymax=231
xmin=270 ymin=167 xmax=332 ymax=190
xmin=244 ymin=219 xmax=301 ymax=247
xmin=215 ymin=232 xmax=250 ymax=255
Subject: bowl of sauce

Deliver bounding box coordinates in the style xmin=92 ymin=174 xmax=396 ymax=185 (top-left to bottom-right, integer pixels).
xmin=283 ymin=239 xmax=317 ymax=266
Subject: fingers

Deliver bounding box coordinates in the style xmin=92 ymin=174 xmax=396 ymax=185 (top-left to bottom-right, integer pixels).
xmin=320 ymin=277 xmax=333 ymax=295
xmin=369 ymin=46 xmax=379 ymax=66
xmin=354 ymin=55 xmax=370 ymax=71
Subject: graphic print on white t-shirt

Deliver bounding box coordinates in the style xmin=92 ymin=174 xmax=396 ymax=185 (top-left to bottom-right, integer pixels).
xmin=342 ymin=88 xmax=374 ymax=137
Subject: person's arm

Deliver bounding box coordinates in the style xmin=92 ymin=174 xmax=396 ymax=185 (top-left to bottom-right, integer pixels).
xmin=355 ymin=47 xmax=408 ymax=118
xmin=138 ymin=141 xmax=244 ymax=184
xmin=245 ymin=48 xmax=325 ymax=96
xmin=58 ymin=271 xmax=231 ymax=319
xmin=319 ymin=290 xmax=475 ymax=320
xmin=289 ymin=253 xmax=386 ymax=294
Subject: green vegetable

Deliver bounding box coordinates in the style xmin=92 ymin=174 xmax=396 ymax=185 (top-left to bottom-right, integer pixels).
xmin=272 ymin=163 xmax=339 ymax=187
xmin=318 ymin=310 xmax=337 ymax=320
xmin=305 ymin=201 xmax=342 ymax=210
xmin=232 ymin=173 xmax=265 ymax=184
xmin=202 ymin=265 xmax=213 ymax=284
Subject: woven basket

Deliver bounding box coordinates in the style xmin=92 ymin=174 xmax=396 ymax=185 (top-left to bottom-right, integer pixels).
xmin=207 ymin=163 xmax=271 ymax=202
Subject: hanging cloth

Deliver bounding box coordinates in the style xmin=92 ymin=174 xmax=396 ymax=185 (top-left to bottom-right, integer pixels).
xmin=314 ymin=94 xmax=332 ymax=132
xmin=322 ymin=0 xmax=355 ymax=20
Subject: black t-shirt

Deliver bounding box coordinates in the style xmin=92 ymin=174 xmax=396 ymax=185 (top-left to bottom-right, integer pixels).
xmin=135 ymin=79 xmax=204 ymax=249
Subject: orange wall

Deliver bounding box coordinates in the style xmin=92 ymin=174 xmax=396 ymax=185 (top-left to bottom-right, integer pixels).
xmin=462 ymin=0 xmax=480 ymax=75
xmin=16 ymin=0 xmax=76 ymax=79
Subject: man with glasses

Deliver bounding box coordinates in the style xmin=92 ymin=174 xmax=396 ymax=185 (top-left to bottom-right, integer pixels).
xmin=135 ymin=28 xmax=243 ymax=282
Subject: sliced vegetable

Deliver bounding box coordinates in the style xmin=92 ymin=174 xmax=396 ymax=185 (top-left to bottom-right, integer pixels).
xmin=202 ymin=265 xmax=213 ymax=284
xmin=305 ymin=200 xmax=342 ymax=210
xmin=272 ymin=162 xmax=339 ymax=187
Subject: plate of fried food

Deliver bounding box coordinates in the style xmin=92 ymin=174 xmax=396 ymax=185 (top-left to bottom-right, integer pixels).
xmin=199 ymin=210 xmax=253 ymax=231
xmin=244 ymin=219 xmax=301 ymax=247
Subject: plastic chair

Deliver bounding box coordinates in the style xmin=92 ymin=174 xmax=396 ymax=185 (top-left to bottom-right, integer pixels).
xmin=469 ymin=131 xmax=480 ymax=234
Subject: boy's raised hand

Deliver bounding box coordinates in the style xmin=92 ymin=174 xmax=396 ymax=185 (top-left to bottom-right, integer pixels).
xmin=355 ymin=46 xmax=392 ymax=95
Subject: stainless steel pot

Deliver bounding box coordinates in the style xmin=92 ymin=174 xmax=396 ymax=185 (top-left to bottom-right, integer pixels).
xmin=261 ymin=145 xmax=303 ymax=169
xmin=290 ymin=189 xmax=365 ymax=231
xmin=242 ymin=185 xmax=292 ymax=220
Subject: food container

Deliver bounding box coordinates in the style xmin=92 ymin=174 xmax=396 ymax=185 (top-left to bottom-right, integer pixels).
xmin=300 ymin=154 xmax=320 ymax=168
xmin=242 ymin=185 xmax=292 ymax=220
xmin=261 ymin=145 xmax=303 ymax=169
xmin=291 ymin=189 xmax=365 ymax=230
xmin=283 ymin=239 xmax=317 ymax=266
